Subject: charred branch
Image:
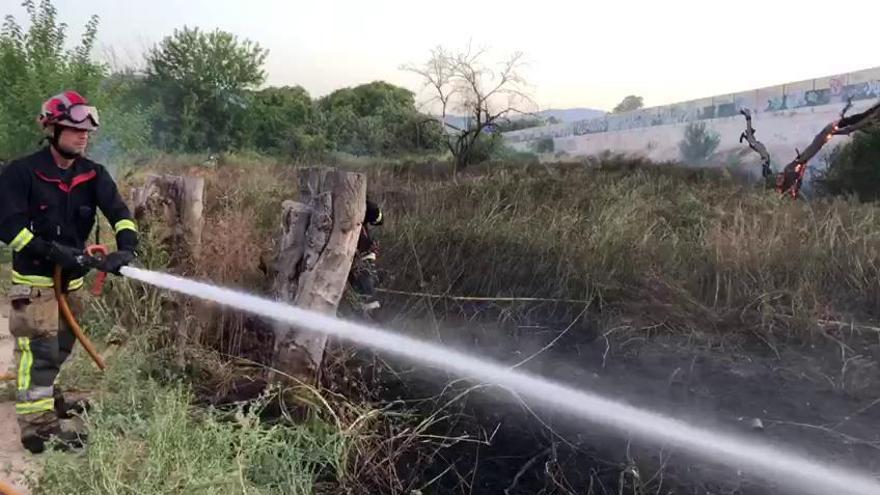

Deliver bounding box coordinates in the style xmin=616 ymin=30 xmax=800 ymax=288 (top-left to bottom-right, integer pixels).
xmin=741 ymin=99 xmax=880 ymax=198
xmin=777 ymin=99 xmax=880 ymax=197
xmin=739 ymin=109 xmax=773 ymax=179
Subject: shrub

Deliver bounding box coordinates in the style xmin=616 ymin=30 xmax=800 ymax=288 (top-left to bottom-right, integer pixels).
xmin=679 ymin=121 xmax=720 ymax=165
xmin=815 ymin=125 xmax=880 ymax=201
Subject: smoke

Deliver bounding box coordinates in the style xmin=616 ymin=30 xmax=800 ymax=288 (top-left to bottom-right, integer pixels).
xmin=88 ymin=133 xmax=123 ymax=179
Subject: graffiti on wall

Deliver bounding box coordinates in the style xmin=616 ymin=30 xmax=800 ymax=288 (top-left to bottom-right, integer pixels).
xmin=504 ymin=67 xmax=880 ymax=144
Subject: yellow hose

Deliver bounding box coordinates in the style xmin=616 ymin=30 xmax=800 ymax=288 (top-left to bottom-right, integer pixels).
xmin=53 ymin=265 xmax=106 ymax=370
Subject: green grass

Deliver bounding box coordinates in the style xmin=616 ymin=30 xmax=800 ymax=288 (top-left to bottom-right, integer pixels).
xmin=32 ymin=227 xmax=356 ymax=494
xmin=38 ymin=321 xmax=350 ymax=495
xmin=39 ymin=383 xmax=347 ymax=494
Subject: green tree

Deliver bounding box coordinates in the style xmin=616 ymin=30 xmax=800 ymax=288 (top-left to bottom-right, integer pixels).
xmin=816 ymin=125 xmax=880 ymax=201
xmin=146 ymin=26 xmax=268 ymax=152
xmin=0 ymin=0 xmax=105 ymax=158
xmin=320 ymin=81 xmax=413 ymax=116
xmin=612 ymin=95 xmax=644 ymax=114
xmin=317 ymin=81 xmax=442 ymax=156
xmin=89 ymin=71 xmax=158 ymax=159
xmin=247 ymin=85 xmax=314 ymax=153
xmin=679 ymin=121 xmax=720 ymax=165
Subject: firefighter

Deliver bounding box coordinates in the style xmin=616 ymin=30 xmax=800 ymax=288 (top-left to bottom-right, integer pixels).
xmin=349 ymin=198 xmax=383 ymax=312
xmin=0 ymin=90 xmax=138 ymax=453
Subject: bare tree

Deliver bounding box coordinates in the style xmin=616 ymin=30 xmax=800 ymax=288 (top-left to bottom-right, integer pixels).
xmin=741 ymin=99 xmax=880 ymax=198
xmin=403 ymin=44 xmax=535 ymax=172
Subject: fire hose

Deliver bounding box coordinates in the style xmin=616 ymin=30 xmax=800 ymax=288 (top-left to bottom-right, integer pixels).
xmin=54 ymin=244 xmax=109 ymax=370
xmin=54 ymin=262 xmax=107 ymax=371
xmin=0 ymin=480 xmax=19 ymax=495
xmin=1 ymin=246 xmax=108 ymax=381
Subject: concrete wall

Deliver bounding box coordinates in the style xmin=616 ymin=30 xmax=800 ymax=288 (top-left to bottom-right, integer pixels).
xmin=504 ymin=66 xmax=880 ymax=178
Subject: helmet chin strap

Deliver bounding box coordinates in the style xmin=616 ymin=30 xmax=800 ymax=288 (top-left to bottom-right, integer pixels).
xmin=50 ymin=125 xmax=81 ymax=160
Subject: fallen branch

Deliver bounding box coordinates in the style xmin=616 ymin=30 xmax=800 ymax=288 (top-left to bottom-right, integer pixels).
xmin=764 ymin=419 xmax=880 ymax=451
xmin=511 ymin=307 xmax=588 ymax=369
xmin=772 ymin=313 xmax=880 ymax=333
xmin=376 ymin=288 xmax=592 ymax=305
xmin=504 ymin=447 xmax=552 ymax=495
xmin=830 ymin=397 xmax=880 ymax=430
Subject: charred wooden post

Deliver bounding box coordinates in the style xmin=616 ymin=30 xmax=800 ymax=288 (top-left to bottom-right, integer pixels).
xmin=132 ymin=174 xmax=205 ymax=366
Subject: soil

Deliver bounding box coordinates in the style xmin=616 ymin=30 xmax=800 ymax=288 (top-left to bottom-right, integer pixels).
xmin=341 ymin=303 xmax=880 ymax=495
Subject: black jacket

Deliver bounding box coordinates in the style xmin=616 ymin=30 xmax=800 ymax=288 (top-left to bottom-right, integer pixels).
xmin=365 ymin=198 xmax=383 ymax=226
xmin=0 ymin=147 xmax=138 ymax=289
xmin=358 ymin=199 xmax=383 ymax=253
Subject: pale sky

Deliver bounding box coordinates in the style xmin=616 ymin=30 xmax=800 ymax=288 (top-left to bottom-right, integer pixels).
xmin=7 ymin=0 xmax=879 ymax=111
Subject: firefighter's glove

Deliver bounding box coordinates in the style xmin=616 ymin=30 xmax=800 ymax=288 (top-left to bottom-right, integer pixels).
xmin=100 ymin=250 xmax=135 ymax=276
xmin=47 ymin=242 xmax=87 ymax=270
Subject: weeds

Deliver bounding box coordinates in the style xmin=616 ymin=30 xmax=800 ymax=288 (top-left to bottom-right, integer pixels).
xmin=40 ymin=346 xmax=348 ymax=494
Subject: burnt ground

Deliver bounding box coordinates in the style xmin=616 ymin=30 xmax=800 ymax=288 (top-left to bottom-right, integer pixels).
xmin=322 ymin=300 xmax=880 ymax=495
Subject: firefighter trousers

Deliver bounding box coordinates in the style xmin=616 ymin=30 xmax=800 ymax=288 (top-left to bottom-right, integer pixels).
xmin=7 ymin=285 xmax=82 ymax=440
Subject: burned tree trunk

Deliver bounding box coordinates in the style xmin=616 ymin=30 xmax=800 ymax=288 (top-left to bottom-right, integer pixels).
xmin=738 ymin=109 xmax=773 ymax=181
xmin=132 ymin=174 xmax=205 ymax=267
xmin=741 ymin=99 xmax=880 ymax=198
xmin=132 ymin=174 xmax=205 ymax=366
xmin=270 ymin=167 xmax=366 ymax=386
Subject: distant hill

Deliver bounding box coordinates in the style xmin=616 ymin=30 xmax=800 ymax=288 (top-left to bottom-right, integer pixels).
xmin=438 ymin=115 xmax=470 ymax=131
xmin=433 ymin=107 xmax=606 ymax=133
xmin=536 ymin=108 xmax=606 ymax=123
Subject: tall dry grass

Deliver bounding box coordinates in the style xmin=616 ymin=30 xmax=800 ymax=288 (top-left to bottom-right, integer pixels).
xmin=125 ymin=154 xmax=880 ymax=342
xmin=368 ymin=159 xmax=880 ymax=333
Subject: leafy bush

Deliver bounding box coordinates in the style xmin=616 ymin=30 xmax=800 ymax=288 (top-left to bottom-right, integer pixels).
xmin=247 ymin=85 xmax=316 ymax=155
xmin=315 ymin=81 xmax=444 ymax=157
xmin=679 ymin=121 xmax=720 ymax=165
xmin=532 ymin=137 xmax=554 ymax=153
xmin=88 ymin=72 xmax=158 ymax=161
xmin=815 ymin=125 xmax=880 ymax=201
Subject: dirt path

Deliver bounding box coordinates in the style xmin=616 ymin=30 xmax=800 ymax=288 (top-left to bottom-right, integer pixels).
xmin=0 ymin=306 xmax=34 ymax=495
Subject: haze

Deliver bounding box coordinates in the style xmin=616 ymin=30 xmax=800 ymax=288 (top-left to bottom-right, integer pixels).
xmin=9 ymin=0 xmax=880 ymax=111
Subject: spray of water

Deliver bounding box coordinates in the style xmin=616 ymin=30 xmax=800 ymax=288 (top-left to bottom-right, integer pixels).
xmin=120 ymin=266 xmax=880 ymax=495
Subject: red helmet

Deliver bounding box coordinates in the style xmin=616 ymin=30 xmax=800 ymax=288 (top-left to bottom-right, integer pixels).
xmin=38 ymin=90 xmax=100 ymax=131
